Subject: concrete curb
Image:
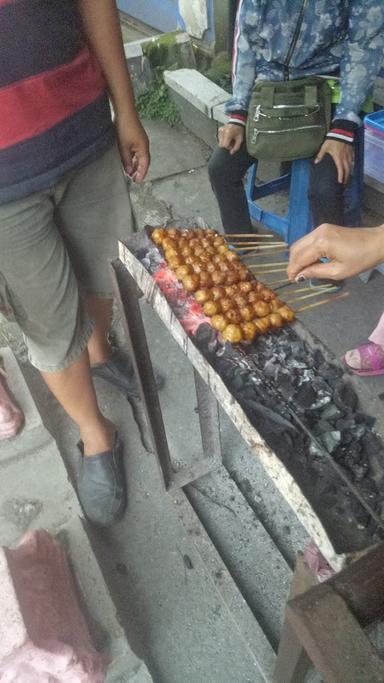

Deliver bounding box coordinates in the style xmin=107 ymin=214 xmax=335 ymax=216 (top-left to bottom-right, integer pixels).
xmin=125 ymin=33 xmax=196 ymax=98
xmin=164 ymin=68 xmax=229 ymax=148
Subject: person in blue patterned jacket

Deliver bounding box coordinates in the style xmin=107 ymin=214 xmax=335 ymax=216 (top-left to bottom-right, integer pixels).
xmin=209 ymin=0 xmax=384 ymax=238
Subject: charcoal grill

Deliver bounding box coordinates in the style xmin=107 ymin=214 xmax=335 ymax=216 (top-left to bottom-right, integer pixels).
xmin=112 ymin=229 xmax=384 ymax=571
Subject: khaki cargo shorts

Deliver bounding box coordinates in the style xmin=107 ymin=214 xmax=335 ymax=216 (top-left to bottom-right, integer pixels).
xmin=0 ymin=143 xmax=133 ymax=372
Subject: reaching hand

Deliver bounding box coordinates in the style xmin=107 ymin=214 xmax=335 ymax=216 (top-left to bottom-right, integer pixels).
xmin=217 ymin=124 xmax=245 ymax=155
xmin=116 ymin=115 xmax=150 ymax=183
xmin=315 ymin=140 xmax=353 ymax=185
xmin=287 ymin=223 xmax=384 ymax=282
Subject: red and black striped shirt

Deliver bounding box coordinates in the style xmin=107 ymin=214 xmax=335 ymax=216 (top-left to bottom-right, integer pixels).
xmin=0 ymin=0 xmax=114 ymax=204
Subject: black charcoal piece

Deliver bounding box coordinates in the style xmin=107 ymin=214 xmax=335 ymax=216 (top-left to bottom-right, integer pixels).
xmin=313 ymin=349 xmax=325 ymax=368
xmin=312 ymin=377 xmax=332 ymax=395
xmin=369 ymin=453 xmax=384 ymax=486
xmin=361 ymin=432 xmax=383 ymax=455
xmin=194 ymin=323 xmax=216 ymax=346
xmin=264 ymin=359 xmax=278 ymax=379
xmin=231 ymin=370 xmax=249 ymax=392
xmin=341 ymin=430 xmax=354 ymax=445
xmin=351 ymin=424 xmax=366 ymax=440
xmin=335 ymin=417 xmax=355 ymax=431
xmin=243 ymin=399 xmax=298 ymax=432
xmin=355 ymin=412 xmax=376 ymax=428
xmin=310 ymin=395 xmax=332 ymax=410
xmin=353 ymin=464 xmax=369 ymax=482
xmin=295 ymin=383 xmax=317 ymax=409
xmin=321 ymin=430 xmax=342 ymax=453
xmin=288 ymin=360 xmax=309 ymax=370
xmin=313 ymin=420 xmax=333 ymax=435
xmin=320 ymin=404 xmax=343 ymax=420
xmin=277 ymin=373 xmax=296 ymax=401
xmin=289 ymin=342 xmax=304 ymax=357
xmin=338 ymin=384 xmax=358 ymax=411
xmin=297 ymin=369 xmax=316 ymax=385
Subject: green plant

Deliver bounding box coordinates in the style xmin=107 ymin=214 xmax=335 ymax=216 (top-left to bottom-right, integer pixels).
xmin=204 ymin=51 xmax=232 ymax=93
xmin=137 ymin=74 xmax=181 ymax=125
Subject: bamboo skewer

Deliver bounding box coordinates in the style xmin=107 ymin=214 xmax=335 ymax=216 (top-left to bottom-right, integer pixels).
xmin=262 ymin=277 xmax=291 ymax=286
xmin=231 ymin=243 xmax=286 ymax=251
xmin=285 ymin=287 xmax=339 ymax=304
xmin=247 ymin=261 xmax=287 ymax=268
xmin=286 ymin=284 xmax=334 ymax=295
xmin=229 ymin=241 xmax=287 ymax=247
xmin=243 ymin=249 xmax=288 ymax=259
xmin=225 ymin=233 xmax=276 ymax=238
xmin=253 ymin=268 xmax=287 ymax=275
xmin=295 ymin=292 xmax=349 ymax=313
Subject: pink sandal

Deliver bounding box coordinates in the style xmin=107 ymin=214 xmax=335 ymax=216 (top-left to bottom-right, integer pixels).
xmin=0 ymin=362 xmax=23 ymax=439
xmin=341 ymin=342 xmax=384 ymax=377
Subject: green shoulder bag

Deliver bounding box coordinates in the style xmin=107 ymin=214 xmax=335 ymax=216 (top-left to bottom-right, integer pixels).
xmin=245 ymin=77 xmax=332 ymax=161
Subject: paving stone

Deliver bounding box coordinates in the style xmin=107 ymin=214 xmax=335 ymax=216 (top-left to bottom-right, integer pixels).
xmin=143 ymin=119 xmax=210 ymax=182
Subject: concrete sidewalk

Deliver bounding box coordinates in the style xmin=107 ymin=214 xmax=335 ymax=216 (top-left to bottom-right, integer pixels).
xmin=1 ymin=116 xmax=384 ymax=682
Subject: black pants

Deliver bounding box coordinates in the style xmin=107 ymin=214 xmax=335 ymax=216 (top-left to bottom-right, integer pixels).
xmin=208 ymin=143 xmax=345 ymax=235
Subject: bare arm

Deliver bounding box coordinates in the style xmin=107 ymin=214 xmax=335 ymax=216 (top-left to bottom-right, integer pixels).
xmin=79 ymin=0 xmax=150 ymax=182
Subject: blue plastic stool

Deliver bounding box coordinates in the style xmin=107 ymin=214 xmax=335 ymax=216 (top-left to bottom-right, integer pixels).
xmin=245 ymin=126 xmax=364 ymax=245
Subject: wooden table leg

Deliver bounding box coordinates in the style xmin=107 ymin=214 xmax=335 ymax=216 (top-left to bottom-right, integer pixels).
xmin=273 ymin=553 xmax=318 ymax=683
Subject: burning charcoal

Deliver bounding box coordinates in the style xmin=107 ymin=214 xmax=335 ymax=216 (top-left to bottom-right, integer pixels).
xmin=320 ymin=430 xmax=341 ymax=453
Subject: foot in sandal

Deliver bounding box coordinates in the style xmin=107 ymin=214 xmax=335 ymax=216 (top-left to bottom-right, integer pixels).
xmin=0 ymin=362 xmax=24 ymax=439
xmin=342 ymin=342 xmax=384 ymax=376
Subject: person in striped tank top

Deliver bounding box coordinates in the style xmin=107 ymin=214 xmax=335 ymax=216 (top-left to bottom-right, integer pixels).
xmin=0 ymin=0 xmax=152 ymax=526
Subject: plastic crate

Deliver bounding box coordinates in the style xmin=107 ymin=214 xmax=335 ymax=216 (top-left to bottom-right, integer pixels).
xmin=364 ymin=110 xmax=384 ymax=183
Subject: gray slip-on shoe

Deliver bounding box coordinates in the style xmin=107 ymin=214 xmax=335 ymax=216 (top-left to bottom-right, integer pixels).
xmin=77 ymin=435 xmax=127 ymax=527
xmin=91 ymin=348 xmax=164 ymax=399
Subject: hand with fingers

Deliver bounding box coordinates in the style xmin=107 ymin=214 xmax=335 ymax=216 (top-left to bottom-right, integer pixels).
xmin=217 ymin=124 xmax=245 ymax=155
xmin=315 ymin=140 xmax=354 ymax=185
xmin=116 ymin=115 xmax=150 ymax=183
xmin=287 ymin=223 xmax=384 ymax=283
